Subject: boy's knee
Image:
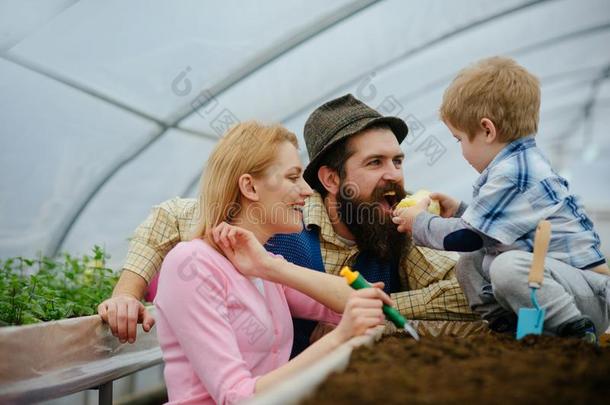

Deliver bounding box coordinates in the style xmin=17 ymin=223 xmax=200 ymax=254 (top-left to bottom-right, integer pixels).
xmin=455 ymin=253 xmax=471 ymax=281
xmin=455 ymin=251 xmax=483 ymax=284
xmin=489 ymin=251 xmax=530 ymax=296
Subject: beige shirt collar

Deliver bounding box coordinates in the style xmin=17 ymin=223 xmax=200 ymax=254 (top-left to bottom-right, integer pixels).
xmin=303 ymin=192 xmax=358 ymax=251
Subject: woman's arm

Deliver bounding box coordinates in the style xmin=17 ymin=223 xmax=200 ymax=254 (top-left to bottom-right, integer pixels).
xmin=159 ymin=240 xmax=387 ymax=401
xmin=255 ymin=288 xmax=385 ymax=393
xmin=267 ymin=258 xmax=353 ymax=313
xmin=212 ymin=222 xmax=394 ymax=313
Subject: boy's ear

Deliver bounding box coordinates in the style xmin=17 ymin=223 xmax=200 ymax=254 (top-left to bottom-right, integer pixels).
xmin=318 ymin=166 xmax=340 ymax=196
xmin=480 ymin=118 xmax=497 ymax=143
xmin=238 ymin=174 xmax=259 ymax=202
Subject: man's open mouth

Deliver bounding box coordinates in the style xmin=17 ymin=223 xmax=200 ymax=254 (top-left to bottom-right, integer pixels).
xmin=382 ymin=191 xmax=398 ymax=209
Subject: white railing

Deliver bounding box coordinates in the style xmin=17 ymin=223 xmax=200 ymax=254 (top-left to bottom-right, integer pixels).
xmin=0 ymin=307 xmax=162 ymax=404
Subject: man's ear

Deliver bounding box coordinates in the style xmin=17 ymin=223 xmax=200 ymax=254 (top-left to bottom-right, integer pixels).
xmin=318 ymin=166 xmax=340 ymax=196
xmin=238 ymin=174 xmax=259 ymax=202
xmin=480 ymin=118 xmax=498 ymax=144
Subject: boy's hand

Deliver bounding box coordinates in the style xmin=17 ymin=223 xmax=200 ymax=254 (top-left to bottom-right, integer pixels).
xmin=429 ymin=192 xmax=460 ymax=218
xmin=392 ymin=197 xmax=430 ymax=233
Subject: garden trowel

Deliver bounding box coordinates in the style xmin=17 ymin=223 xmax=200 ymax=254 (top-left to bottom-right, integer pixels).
xmin=340 ymin=266 xmax=420 ymax=341
xmin=516 ymin=220 xmax=551 ymax=340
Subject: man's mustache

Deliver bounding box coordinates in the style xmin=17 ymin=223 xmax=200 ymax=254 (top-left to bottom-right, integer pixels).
xmin=366 ymin=183 xmax=407 ymax=206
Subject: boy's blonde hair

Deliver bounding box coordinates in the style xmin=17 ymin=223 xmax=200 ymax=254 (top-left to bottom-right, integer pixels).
xmin=440 ymin=56 xmax=540 ymax=142
xmin=190 ymin=121 xmax=298 ymax=240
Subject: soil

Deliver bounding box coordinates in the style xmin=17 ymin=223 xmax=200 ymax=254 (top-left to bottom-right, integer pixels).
xmin=302 ymin=332 xmax=610 ymax=405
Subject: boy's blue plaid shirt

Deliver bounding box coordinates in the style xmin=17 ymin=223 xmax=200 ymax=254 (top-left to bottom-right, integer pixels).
xmin=461 ymin=136 xmax=605 ymax=270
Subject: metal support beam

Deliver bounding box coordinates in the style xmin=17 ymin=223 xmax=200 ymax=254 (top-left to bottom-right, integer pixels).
xmin=98 ymin=381 xmax=113 ymax=405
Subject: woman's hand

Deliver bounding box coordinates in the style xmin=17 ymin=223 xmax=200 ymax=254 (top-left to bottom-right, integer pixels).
xmin=429 ymin=192 xmax=460 ymax=218
xmin=332 ymin=285 xmax=389 ymax=343
xmin=212 ymin=222 xmax=276 ymax=278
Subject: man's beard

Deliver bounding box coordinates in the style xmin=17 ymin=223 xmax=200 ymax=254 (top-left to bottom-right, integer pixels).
xmin=337 ymin=180 xmax=411 ymax=262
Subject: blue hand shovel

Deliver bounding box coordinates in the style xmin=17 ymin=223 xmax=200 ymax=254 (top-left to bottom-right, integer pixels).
xmin=516 ymin=220 xmax=551 ymax=340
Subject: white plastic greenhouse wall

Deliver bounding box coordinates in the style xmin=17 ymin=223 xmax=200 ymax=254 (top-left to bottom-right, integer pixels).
xmin=1 ymin=0 xmax=609 ymax=404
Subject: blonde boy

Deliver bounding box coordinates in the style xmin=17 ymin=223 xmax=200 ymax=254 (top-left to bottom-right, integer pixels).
xmin=393 ymin=57 xmax=609 ymax=342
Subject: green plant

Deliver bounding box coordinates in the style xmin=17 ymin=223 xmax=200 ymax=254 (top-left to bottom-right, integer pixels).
xmin=0 ymin=246 xmax=119 ymax=326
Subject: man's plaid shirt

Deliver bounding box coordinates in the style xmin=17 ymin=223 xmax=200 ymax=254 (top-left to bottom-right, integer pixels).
xmin=124 ymin=193 xmax=476 ymax=320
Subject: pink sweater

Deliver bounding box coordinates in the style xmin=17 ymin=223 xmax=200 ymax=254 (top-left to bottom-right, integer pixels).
xmin=154 ymin=239 xmax=342 ymax=405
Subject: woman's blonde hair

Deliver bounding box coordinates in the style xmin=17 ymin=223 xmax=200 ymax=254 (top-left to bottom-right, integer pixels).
xmin=190 ymin=121 xmax=298 ymax=240
xmin=440 ymin=56 xmax=540 ymax=142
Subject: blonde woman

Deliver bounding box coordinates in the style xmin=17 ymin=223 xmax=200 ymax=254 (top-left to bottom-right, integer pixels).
xmin=154 ymin=121 xmax=391 ymax=405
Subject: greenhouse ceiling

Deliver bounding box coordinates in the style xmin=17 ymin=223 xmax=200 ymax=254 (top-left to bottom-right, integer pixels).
xmin=1 ymin=0 xmax=609 ymax=267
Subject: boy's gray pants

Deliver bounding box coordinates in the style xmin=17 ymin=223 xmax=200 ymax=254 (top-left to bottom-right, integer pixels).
xmin=455 ymin=250 xmax=610 ymax=336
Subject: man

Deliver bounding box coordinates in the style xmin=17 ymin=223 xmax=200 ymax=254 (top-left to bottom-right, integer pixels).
xmin=98 ymin=94 xmax=476 ymax=355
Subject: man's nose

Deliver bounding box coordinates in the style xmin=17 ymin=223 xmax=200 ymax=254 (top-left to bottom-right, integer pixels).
xmin=382 ymin=162 xmax=403 ymax=182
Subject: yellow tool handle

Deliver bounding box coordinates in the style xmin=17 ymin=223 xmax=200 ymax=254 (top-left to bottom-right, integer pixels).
xmin=528 ymin=220 xmax=551 ymax=287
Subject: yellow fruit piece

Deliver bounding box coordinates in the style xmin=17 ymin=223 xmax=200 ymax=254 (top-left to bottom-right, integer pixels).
xmin=396 ymin=189 xmax=441 ymax=215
